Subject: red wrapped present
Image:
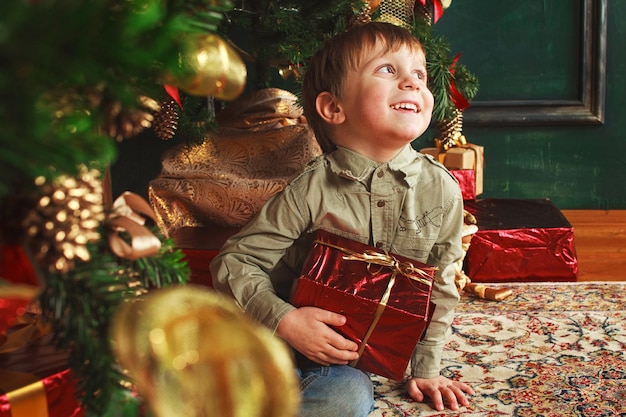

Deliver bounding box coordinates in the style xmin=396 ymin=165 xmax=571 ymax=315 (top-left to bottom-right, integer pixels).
xmin=449 ymin=169 xmax=477 ymax=201
xmin=291 ymin=230 xmax=437 ymax=380
xmin=0 ymin=244 xmax=41 ymax=336
xmin=421 ymin=144 xmax=484 ymax=200
xmin=0 ymin=329 xmax=83 ymax=417
xmin=464 ymin=199 xmax=578 ymax=283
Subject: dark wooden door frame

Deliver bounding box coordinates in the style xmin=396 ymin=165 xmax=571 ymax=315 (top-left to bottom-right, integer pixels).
xmin=463 ymin=0 xmax=607 ymax=127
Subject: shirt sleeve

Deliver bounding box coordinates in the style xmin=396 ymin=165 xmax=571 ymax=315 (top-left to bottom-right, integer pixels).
xmin=209 ymin=181 xmax=310 ymax=332
xmin=410 ymin=189 xmax=464 ymax=379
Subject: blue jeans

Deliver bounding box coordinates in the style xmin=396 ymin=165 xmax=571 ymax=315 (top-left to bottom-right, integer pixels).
xmin=298 ymin=364 xmax=374 ymax=417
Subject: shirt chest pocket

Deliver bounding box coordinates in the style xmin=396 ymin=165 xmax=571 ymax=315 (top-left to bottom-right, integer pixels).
xmin=390 ymin=234 xmax=436 ymax=263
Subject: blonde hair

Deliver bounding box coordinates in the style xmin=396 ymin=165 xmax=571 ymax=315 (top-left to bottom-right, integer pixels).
xmin=302 ymin=22 xmax=426 ymax=153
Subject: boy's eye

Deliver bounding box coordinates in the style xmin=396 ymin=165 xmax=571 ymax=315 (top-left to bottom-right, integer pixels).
xmin=414 ymin=70 xmax=427 ymax=81
xmin=378 ymin=65 xmax=395 ymax=74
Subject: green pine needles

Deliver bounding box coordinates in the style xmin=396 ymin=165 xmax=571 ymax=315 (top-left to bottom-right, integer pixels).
xmin=37 ymin=229 xmax=189 ymax=417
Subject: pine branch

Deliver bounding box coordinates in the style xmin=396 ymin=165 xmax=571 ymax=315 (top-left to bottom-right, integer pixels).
xmin=38 ymin=228 xmax=189 ymax=417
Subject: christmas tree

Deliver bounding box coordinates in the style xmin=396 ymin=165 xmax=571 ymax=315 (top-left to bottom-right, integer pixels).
xmin=0 ymin=1 xmax=477 ymax=416
xmin=0 ymin=1 xmax=239 ymax=415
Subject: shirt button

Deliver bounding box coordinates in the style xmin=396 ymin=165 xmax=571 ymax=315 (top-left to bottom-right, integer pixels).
xmin=377 ymin=200 xmax=385 ymax=207
xmin=377 ymin=170 xmax=384 ymax=178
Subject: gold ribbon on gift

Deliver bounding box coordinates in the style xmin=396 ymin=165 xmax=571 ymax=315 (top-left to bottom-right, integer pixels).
xmin=0 ymin=369 xmax=48 ymax=417
xmin=108 ymin=192 xmax=163 ymax=260
xmin=0 ymin=308 xmax=50 ymax=417
xmin=314 ymin=240 xmax=437 ymax=365
xmin=0 ymin=315 xmax=50 ymax=417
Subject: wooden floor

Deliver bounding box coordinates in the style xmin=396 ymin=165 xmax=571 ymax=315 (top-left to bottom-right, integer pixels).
xmin=561 ymin=210 xmax=626 ymax=282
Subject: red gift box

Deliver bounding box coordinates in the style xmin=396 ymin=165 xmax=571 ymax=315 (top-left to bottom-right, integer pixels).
xmin=0 ymin=244 xmax=41 ymax=336
xmin=291 ymin=230 xmax=436 ymax=380
xmin=0 ymin=331 xmax=83 ymax=417
xmin=450 ymin=169 xmax=477 ymax=200
xmin=464 ymin=199 xmax=578 ymax=282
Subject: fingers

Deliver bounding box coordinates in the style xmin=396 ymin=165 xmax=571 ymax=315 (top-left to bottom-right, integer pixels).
xmin=405 ymin=380 xmax=425 ymax=403
xmin=313 ymin=345 xmax=358 ymax=365
xmin=318 ymin=308 xmax=348 ymax=327
xmin=407 ymin=377 xmax=473 ymax=411
xmin=314 ymin=308 xmax=359 ymax=353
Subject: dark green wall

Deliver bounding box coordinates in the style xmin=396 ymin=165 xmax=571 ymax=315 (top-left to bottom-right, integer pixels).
xmin=412 ymin=0 xmax=624 ymax=209
xmin=112 ymin=1 xmax=625 ymax=209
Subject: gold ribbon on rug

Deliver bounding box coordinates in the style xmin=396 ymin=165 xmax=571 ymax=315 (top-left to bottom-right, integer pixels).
xmin=314 ymin=240 xmax=436 ymax=365
xmin=107 ymin=192 xmax=162 ymax=260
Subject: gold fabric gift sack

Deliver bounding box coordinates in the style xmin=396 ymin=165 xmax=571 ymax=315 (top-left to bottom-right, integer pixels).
xmin=148 ymin=88 xmax=322 ymax=235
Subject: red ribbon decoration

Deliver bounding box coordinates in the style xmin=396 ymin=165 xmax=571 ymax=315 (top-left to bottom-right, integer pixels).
xmin=418 ymin=0 xmax=444 ymax=24
xmin=163 ymin=84 xmax=183 ymax=109
xmin=449 ymin=53 xmax=470 ymax=111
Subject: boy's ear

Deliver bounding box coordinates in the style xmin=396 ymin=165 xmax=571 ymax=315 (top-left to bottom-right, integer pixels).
xmin=316 ymin=92 xmax=345 ymax=125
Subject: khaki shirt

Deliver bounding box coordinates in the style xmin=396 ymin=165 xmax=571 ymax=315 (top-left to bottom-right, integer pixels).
xmin=210 ymin=144 xmax=464 ymax=378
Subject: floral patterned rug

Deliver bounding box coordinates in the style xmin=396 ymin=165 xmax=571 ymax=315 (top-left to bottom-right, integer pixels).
xmin=370 ymin=282 xmax=626 ymax=416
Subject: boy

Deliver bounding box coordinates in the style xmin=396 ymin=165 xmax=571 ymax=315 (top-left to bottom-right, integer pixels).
xmin=210 ymin=22 xmax=474 ymax=416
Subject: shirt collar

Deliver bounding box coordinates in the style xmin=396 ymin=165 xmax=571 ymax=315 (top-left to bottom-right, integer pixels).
xmin=328 ymin=145 xmax=420 ymax=186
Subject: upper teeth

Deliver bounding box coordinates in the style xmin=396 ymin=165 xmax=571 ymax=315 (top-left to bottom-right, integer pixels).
xmin=391 ymin=103 xmax=418 ymax=112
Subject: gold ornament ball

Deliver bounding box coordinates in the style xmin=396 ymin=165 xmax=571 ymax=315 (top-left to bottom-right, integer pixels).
xmin=111 ymin=285 xmax=300 ymax=417
xmin=166 ymin=33 xmax=247 ymax=101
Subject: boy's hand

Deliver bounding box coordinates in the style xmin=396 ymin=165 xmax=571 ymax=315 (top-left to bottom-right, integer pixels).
xmin=276 ymin=306 xmax=359 ymax=365
xmin=405 ymin=376 xmax=474 ymax=411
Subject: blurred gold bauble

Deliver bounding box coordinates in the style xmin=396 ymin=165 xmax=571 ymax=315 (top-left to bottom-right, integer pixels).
xmin=166 ymin=33 xmax=247 ymax=101
xmin=111 ymin=285 xmax=300 ymax=417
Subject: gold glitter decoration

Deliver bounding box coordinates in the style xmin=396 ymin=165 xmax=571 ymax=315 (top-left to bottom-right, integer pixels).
xmin=22 ymin=166 xmax=105 ymax=273
xmin=436 ymin=108 xmax=466 ymax=151
xmin=153 ymin=99 xmax=179 ymax=140
xmin=373 ymin=0 xmax=416 ymax=29
xmin=111 ymin=285 xmax=300 ymax=417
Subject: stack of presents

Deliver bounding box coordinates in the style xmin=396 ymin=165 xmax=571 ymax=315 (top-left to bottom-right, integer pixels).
xmin=0 ymin=245 xmax=84 ymax=417
xmin=419 ymin=140 xmax=578 ymax=284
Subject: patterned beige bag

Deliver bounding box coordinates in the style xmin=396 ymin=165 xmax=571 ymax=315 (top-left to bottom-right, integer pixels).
xmin=148 ymin=88 xmax=322 ymax=235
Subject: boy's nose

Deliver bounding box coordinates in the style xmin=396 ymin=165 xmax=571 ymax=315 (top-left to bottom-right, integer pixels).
xmin=400 ymin=76 xmax=420 ymax=90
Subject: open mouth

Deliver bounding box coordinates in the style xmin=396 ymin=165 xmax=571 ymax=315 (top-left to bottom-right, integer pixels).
xmin=390 ymin=102 xmax=419 ymax=112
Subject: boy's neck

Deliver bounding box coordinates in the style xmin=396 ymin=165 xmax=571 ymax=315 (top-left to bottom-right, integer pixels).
xmin=335 ymin=142 xmax=408 ymax=163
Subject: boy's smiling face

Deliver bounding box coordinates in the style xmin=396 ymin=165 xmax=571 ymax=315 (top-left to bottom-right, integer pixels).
xmin=322 ymin=43 xmax=434 ymax=161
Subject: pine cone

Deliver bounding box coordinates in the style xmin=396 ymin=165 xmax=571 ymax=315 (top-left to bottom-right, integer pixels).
xmin=103 ymin=95 xmax=160 ymax=141
xmin=437 ymin=109 xmax=466 ymax=150
xmin=22 ymin=166 xmax=105 ymax=273
xmin=153 ymin=99 xmax=179 ymax=140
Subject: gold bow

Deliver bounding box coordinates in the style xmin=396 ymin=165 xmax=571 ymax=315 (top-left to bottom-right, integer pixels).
xmin=436 ymin=134 xmax=467 ymax=152
xmin=107 ymin=192 xmax=162 ymax=260
xmin=317 ymin=241 xmax=436 ymax=287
